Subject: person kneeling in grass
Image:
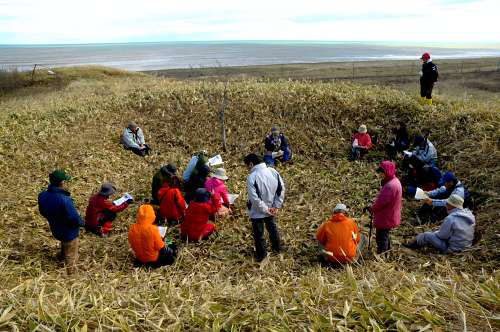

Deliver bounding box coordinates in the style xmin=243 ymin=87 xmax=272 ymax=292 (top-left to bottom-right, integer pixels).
xmin=180 ymin=188 xmax=220 ymax=242
xmin=316 ymin=203 xmax=366 ymax=265
xmin=158 ymin=174 xmax=186 ymax=226
xmin=205 ymin=168 xmax=231 ymax=217
xmin=350 ymin=124 xmax=373 ymax=161
xmin=128 ymin=204 xmax=176 ymax=267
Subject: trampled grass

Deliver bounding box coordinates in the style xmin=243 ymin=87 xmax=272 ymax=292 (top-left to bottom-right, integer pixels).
xmin=0 ymin=67 xmax=498 ymax=331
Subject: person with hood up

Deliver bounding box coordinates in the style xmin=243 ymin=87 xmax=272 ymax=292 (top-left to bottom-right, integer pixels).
xmin=350 ymin=124 xmax=373 ymax=161
xmin=316 ymin=203 xmax=365 ymax=264
xmin=386 ymin=121 xmax=409 ymax=159
xmin=419 ymin=52 xmax=439 ymax=106
xmin=369 ymin=161 xmax=402 ymax=254
xmin=151 ymin=164 xmax=178 ymax=205
xmin=180 ymin=188 xmax=220 ymax=242
xmin=404 ymin=195 xmax=475 ymax=253
xmin=85 ymin=182 xmax=131 ymax=237
xmin=263 ymin=127 xmax=291 ymax=166
xmin=121 ymin=121 xmax=150 ymax=157
xmin=417 ymin=172 xmax=469 ymax=224
xmin=128 ymin=204 xmax=176 ymax=267
xmin=38 ymin=170 xmax=84 ymax=274
xmin=158 ymin=174 xmax=186 ymax=226
xmin=205 ymin=168 xmax=231 ymax=217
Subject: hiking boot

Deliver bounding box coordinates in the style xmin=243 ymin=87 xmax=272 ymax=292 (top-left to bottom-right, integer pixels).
xmin=402 ymin=240 xmax=420 ymax=250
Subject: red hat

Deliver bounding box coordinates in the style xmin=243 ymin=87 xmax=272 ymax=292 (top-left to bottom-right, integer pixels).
xmin=421 ymin=52 xmax=430 ymax=60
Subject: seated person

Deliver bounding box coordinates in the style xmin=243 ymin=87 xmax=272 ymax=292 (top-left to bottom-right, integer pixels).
xmin=185 ymin=164 xmax=210 ymax=204
xmin=183 ymin=150 xmax=208 ymax=182
xmin=404 ymin=135 xmax=437 ymax=169
xmin=151 ymin=164 xmax=177 ymax=205
xmin=85 ymin=182 xmax=130 ymax=237
xmin=404 ymin=195 xmax=475 ymax=254
xmin=263 ymin=127 xmax=291 ymax=166
xmin=180 ymin=188 xmax=220 ymax=242
xmin=128 ymin=204 xmax=176 ymax=267
xmin=316 ymin=204 xmax=365 ymax=264
xmin=205 ymin=168 xmax=231 ymax=217
xmin=121 ymin=121 xmax=150 ymax=157
xmin=386 ymin=121 xmax=409 ymax=159
xmin=158 ymin=175 xmax=186 ymax=226
xmin=350 ymin=124 xmax=372 ymax=161
xmin=417 ymin=172 xmax=469 ymax=224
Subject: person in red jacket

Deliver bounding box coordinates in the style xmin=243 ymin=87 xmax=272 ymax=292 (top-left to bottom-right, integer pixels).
xmin=158 ymin=175 xmax=186 ymax=226
xmin=85 ymin=182 xmax=130 ymax=237
xmin=369 ymin=161 xmax=402 ymax=254
xmin=180 ymin=188 xmax=220 ymax=242
xmin=351 ymin=124 xmax=373 ymax=161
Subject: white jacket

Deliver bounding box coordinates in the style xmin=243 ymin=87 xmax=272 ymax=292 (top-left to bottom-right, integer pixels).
xmin=121 ymin=127 xmax=145 ymax=149
xmin=246 ymin=163 xmax=285 ymax=219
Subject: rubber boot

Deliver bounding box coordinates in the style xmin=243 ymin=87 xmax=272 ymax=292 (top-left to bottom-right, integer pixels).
xmin=426 ymin=98 xmax=432 ymax=106
xmin=403 ymin=240 xmax=421 ymax=250
xmin=419 ymin=96 xmax=426 ymax=104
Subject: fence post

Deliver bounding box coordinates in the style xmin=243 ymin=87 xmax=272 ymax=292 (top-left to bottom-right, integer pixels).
xmin=31 ymin=64 xmax=37 ymax=82
xmin=352 ymin=63 xmax=355 ymax=80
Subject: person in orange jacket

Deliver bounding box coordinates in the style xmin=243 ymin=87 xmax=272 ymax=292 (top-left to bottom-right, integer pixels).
xmin=180 ymin=188 xmax=220 ymax=242
xmin=158 ymin=175 xmax=186 ymax=226
xmin=128 ymin=204 xmax=176 ymax=267
xmin=316 ymin=203 xmax=366 ymax=264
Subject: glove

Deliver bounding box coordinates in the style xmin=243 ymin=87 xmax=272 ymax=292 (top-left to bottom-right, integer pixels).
xmin=126 ymin=198 xmax=134 ymax=204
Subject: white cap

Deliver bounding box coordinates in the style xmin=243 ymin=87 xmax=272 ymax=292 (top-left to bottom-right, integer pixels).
xmin=333 ymin=203 xmax=348 ymax=213
xmin=446 ymin=194 xmax=464 ymax=209
xmin=213 ymin=168 xmax=228 ymax=181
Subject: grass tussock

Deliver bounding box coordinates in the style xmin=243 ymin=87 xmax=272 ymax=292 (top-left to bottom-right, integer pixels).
xmin=0 ymin=67 xmax=499 ymax=330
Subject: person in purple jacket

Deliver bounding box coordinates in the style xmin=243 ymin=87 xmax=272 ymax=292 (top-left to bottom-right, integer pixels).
xmin=369 ymin=161 xmax=402 ymax=254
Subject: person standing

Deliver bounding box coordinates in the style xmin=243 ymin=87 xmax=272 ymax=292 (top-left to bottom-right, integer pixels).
xmin=244 ymin=153 xmax=285 ymax=262
xmin=419 ymin=53 xmax=439 ymax=106
xmin=121 ymin=121 xmax=150 ymax=156
xmin=369 ymin=161 xmax=402 ymax=254
xmin=38 ymin=170 xmax=84 ymax=274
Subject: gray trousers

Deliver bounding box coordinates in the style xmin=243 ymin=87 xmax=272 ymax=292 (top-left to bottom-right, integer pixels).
xmin=416 ymin=232 xmax=448 ymax=254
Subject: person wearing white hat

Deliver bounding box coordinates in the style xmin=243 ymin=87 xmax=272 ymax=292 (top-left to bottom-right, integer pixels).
xmin=316 ymin=203 xmax=365 ymax=264
xmin=350 ymin=124 xmax=373 ymax=161
xmin=205 ymin=168 xmax=231 ymax=216
xmin=403 ymin=194 xmax=475 ymax=253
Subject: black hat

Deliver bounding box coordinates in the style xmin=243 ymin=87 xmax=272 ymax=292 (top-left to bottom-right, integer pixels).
xmin=194 ymin=188 xmax=211 ymax=203
xmin=161 ymin=164 xmax=177 ymax=176
xmin=99 ymin=182 xmax=116 ymax=196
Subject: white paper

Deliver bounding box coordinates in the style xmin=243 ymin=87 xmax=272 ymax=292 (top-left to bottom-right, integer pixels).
xmin=113 ymin=192 xmax=132 ymax=206
xmin=271 ymin=151 xmax=284 ymax=158
xmin=208 ymin=154 xmax=224 ymax=167
xmin=352 ymin=139 xmax=359 ymax=147
xmin=414 ymin=188 xmax=429 ymax=200
xmin=157 ymin=226 xmax=167 ymax=238
xmin=403 ymin=150 xmax=412 ymax=157
xmin=222 ymin=193 xmax=239 ymax=205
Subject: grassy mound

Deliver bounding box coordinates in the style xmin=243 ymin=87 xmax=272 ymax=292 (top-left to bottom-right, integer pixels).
xmin=0 ymin=67 xmax=498 ymax=330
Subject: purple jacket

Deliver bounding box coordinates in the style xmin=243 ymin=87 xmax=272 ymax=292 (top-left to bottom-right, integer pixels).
xmin=204 ymin=177 xmax=229 ymax=206
xmin=371 ymin=161 xmax=402 ymax=229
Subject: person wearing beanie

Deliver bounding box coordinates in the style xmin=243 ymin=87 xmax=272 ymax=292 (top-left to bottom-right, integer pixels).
xmin=180 ymin=188 xmax=220 ymax=242
xmin=316 ymin=204 xmax=365 ymax=264
xmin=151 ymin=163 xmax=178 ymax=205
xmin=417 ymin=172 xmax=469 ymax=224
xmin=404 ymin=194 xmax=475 ymax=253
xmin=121 ymin=121 xmax=151 ymax=157
xmin=158 ymin=174 xmax=186 ymax=226
xmin=38 ymin=170 xmax=84 ymax=274
xmin=263 ymin=126 xmax=291 ymax=166
xmin=85 ymin=182 xmax=131 ymax=237
xmin=350 ymin=124 xmax=373 ymax=161
xmin=368 ymin=161 xmax=402 ymax=254
xmin=128 ymin=204 xmax=176 ymax=267
xmin=419 ymin=52 xmax=439 ymax=106
xmin=205 ymin=168 xmax=231 ymax=217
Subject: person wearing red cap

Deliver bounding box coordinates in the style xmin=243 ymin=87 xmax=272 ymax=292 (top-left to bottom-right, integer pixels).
xmin=419 ymin=53 xmax=439 ymax=106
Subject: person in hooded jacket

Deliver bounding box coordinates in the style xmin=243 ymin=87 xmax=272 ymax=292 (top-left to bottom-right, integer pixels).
xmin=350 ymin=124 xmax=373 ymax=161
xmin=151 ymin=164 xmax=177 ymax=205
xmin=180 ymin=188 xmax=220 ymax=242
xmin=404 ymin=195 xmax=475 ymax=254
xmin=128 ymin=204 xmax=176 ymax=267
xmin=158 ymin=174 xmax=186 ymax=226
xmin=419 ymin=52 xmax=438 ymax=106
xmin=369 ymin=161 xmax=402 ymax=254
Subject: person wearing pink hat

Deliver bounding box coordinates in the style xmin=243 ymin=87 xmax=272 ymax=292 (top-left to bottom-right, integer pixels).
xmin=419 ymin=52 xmax=439 ymax=106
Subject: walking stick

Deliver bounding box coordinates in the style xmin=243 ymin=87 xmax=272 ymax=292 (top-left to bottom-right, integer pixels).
xmin=363 ymin=207 xmax=373 ymax=251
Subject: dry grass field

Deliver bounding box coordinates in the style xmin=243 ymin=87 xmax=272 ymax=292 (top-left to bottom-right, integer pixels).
xmin=0 ymin=66 xmax=498 ymax=331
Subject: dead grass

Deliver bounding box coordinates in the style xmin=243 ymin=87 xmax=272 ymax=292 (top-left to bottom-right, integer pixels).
xmin=0 ymin=67 xmax=498 ymax=331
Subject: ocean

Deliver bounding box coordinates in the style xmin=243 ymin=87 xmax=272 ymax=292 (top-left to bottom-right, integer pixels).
xmin=1 ymin=41 xmax=500 ymax=72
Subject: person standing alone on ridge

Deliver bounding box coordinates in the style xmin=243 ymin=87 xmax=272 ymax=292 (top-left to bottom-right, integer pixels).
xmin=419 ymin=52 xmax=439 ymax=106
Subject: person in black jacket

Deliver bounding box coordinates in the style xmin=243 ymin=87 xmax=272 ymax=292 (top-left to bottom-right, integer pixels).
xmin=386 ymin=121 xmax=409 ymax=159
xmin=419 ymin=53 xmax=438 ymax=106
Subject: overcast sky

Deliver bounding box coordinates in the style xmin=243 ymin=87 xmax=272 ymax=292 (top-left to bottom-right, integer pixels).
xmin=1 ymin=0 xmax=499 ymax=44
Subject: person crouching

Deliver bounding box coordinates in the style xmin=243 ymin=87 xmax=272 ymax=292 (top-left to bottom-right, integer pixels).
xmin=350 ymin=124 xmax=372 ymax=161
xmin=180 ymin=188 xmax=220 ymax=242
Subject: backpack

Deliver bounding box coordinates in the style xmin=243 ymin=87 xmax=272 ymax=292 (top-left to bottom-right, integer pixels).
xmin=431 ymin=64 xmax=439 ymax=83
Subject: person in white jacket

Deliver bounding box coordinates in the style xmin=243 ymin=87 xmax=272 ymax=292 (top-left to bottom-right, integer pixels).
xmin=244 ymin=153 xmax=285 ymax=262
xmin=121 ymin=121 xmax=150 ymax=157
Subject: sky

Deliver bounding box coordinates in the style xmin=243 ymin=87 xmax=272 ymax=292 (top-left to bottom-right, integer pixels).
xmin=0 ymin=0 xmax=499 ymax=44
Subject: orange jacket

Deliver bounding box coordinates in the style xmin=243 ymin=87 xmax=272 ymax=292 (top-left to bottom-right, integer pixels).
xmin=128 ymin=205 xmax=164 ymax=263
xmin=316 ymin=213 xmax=360 ymax=263
xmin=158 ymin=184 xmax=186 ymax=221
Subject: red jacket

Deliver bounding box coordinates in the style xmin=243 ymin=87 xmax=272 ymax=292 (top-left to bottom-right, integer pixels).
xmin=180 ymin=195 xmax=220 ymax=241
xmin=158 ymin=184 xmax=186 ymax=221
xmin=371 ymin=161 xmax=402 ymax=229
xmin=352 ymin=132 xmax=372 ymax=149
xmin=85 ymin=194 xmax=128 ymax=229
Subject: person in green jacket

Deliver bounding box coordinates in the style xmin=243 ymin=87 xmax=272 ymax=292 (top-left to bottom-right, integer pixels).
xmin=151 ymin=164 xmax=177 ymax=205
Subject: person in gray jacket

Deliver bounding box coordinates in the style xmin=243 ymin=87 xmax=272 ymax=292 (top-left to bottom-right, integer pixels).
xmin=121 ymin=121 xmax=150 ymax=157
xmin=244 ymin=153 xmax=285 ymax=262
xmin=404 ymin=194 xmax=475 ymax=254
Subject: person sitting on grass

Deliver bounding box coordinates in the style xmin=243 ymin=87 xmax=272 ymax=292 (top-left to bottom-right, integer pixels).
xmin=404 ymin=195 xmax=475 ymax=254
xmin=180 ymin=188 xmax=220 ymax=242
xmin=386 ymin=121 xmax=409 ymax=159
xmin=405 ymin=134 xmax=437 ymax=169
xmin=151 ymin=164 xmax=177 ymax=205
xmin=128 ymin=204 xmax=176 ymax=268
xmin=185 ymin=164 xmax=210 ymax=204
xmin=183 ymin=150 xmax=208 ymax=182
xmin=263 ymin=127 xmax=291 ymax=166
xmin=85 ymin=182 xmax=131 ymax=237
xmin=350 ymin=124 xmax=373 ymax=161
xmin=205 ymin=168 xmax=231 ymax=217
xmin=121 ymin=121 xmax=150 ymax=157
xmin=158 ymin=174 xmax=186 ymax=226
xmin=316 ymin=203 xmax=366 ymax=265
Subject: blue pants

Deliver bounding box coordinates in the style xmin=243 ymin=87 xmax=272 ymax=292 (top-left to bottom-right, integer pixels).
xmin=264 ymin=149 xmax=291 ymax=166
xmin=416 ymin=232 xmax=448 ymax=254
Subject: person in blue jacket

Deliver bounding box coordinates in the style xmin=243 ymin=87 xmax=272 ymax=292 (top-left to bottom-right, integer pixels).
xmin=38 ymin=170 xmax=84 ymax=274
xmin=263 ymin=127 xmax=291 ymax=166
